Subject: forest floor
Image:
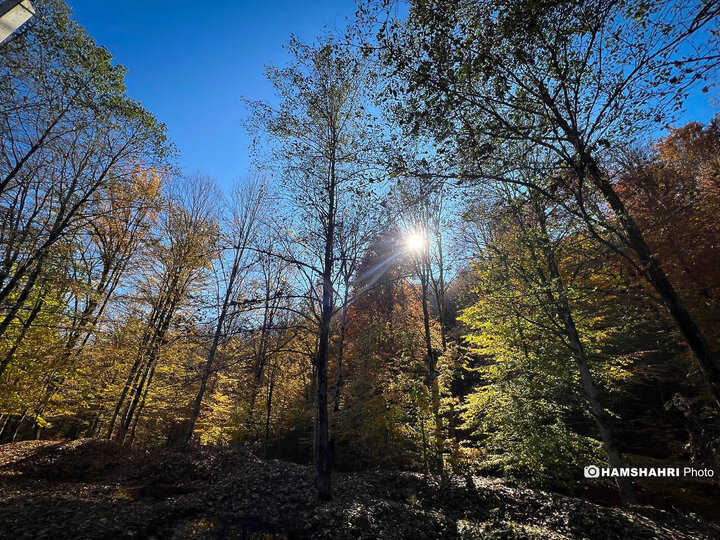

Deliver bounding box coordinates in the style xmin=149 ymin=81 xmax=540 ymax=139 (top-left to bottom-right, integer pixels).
xmin=0 ymin=440 xmax=718 ymax=539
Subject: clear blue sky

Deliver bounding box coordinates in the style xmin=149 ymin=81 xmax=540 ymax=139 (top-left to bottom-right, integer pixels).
xmin=67 ymin=0 xmax=357 ymax=188
xmin=67 ymin=1 xmax=716 ymax=190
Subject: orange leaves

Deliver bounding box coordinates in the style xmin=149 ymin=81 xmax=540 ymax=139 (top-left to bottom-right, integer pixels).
xmin=618 ymin=115 xmax=720 ymax=347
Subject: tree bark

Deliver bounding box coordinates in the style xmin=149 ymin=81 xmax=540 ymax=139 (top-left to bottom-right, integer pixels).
xmin=316 ymin=241 xmax=334 ymax=500
xmin=126 ymin=364 xmax=155 ymax=447
xmin=264 ymin=371 xmax=275 ymax=458
xmin=183 ymin=261 xmax=238 ymax=445
xmin=316 ymin=148 xmax=337 ymax=501
xmin=585 ymin=157 xmax=720 ymax=406
xmin=419 ymin=256 xmax=443 ymax=473
xmin=0 ymin=287 xmax=47 ymax=377
xmin=334 ymin=285 xmax=349 ymax=413
xmin=533 ymin=209 xmax=636 ymax=505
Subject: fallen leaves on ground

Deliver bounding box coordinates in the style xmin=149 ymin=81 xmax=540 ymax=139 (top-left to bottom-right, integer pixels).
xmin=0 ymin=440 xmax=718 ymax=539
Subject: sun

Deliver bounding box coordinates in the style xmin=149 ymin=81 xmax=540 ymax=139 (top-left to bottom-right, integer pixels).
xmin=406 ymin=232 xmax=426 ymax=252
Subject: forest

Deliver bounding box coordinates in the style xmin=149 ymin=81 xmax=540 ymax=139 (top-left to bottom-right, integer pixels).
xmin=1 ymin=0 xmax=720 ymax=538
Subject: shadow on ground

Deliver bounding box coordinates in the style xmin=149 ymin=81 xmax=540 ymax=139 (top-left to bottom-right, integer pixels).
xmin=1 ymin=440 xmax=718 ymax=539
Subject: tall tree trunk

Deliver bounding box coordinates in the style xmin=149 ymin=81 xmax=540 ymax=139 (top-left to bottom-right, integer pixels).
xmin=0 ymin=415 xmax=10 ymax=441
xmin=10 ymin=410 xmax=27 ymax=443
xmin=431 ymin=225 xmax=447 ymax=350
xmin=127 ymin=365 xmax=155 ymax=447
xmin=316 ymin=260 xmax=334 ymax=500
xmin=115 ymin=287 xmax=177 ymax=444
xmin=183 ymin=261 xmax=238 ymax=445
xmin=116 ymin=358 xmax=153 ymax=444
xmin=419 ymin=412 xmax=429 ymax=474
xmin=106 ymin=348 xmax=146 ymax=439
xmin=533 ymin=210 xmax=636 ymax=505
xmin=316 ymin=157 xmax=337 ymax=501
xmin=563 ymin=310 xmax=637 ymax=505
xmin=311 ymin=363 xmax=318 ymax=467
xmin=264 ymin=371 xmax=275 ymax=458
xmin=334 ymin=285 xmax=349 ymax=413
xmin=448 ymin=402 xmax=460 ymax=473
xmin=420 ymin=261 xmax=443 ymax=473
xmin=0 ymin=287 xmax=47 ymax=377
xmin=245 ymin=383 xmax=260 ymax=436
xmin=584 ymin=155 xmax=720 ymax=405
xmin=87 ymin=407 xmax=105 ymax=438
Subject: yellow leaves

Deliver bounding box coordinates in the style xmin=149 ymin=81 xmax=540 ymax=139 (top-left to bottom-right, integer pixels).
xmin=134 ymin=166 xmax=163 ymax=200
xmin=603 ymin=354 xmax=638 ymax=383
xmin=112 ymin=487 xmax=135 ymax=501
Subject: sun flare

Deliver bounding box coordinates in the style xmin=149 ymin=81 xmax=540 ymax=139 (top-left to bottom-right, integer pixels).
xmin=406 ymin=232 xmax=426 ymax=252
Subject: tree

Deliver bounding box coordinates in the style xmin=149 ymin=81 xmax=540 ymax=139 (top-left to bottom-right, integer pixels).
xmin=0 ymin=0 xmax=166 ymax=440
xmin=375 ymin=0 xmax=720 ymax=404
xmin=241 ymin=241 xmax=294 ymax=438
xmin=468 ymin=184 xmax=636 ymax=503
xmin=393 ymin=178 xmax=452 ymax=472
xmin=332 ymin=200 xmax=383 ymax=413
xmin=23 ymin=168 xmax=162 ymax=438
xmin=182 ymin=177 xmax=265 ymax=445
xmin=617 ymin=116 xmax=720 ymax=352
xmin=107 ymin=174 xmax=217 ymax=445
xmin=0 ymin=0 xmax=167 ymax=347
xmin=334 ymin=231 xmax=436 ymax=471
xmin=245 ymin=37 xmax=379 ymax=499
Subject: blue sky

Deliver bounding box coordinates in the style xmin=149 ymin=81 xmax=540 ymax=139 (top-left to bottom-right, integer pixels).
xmin=67 ymin=0 xmax=357 ymax=188
xmin=66 ymin=1 xmax=717 ymax=190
